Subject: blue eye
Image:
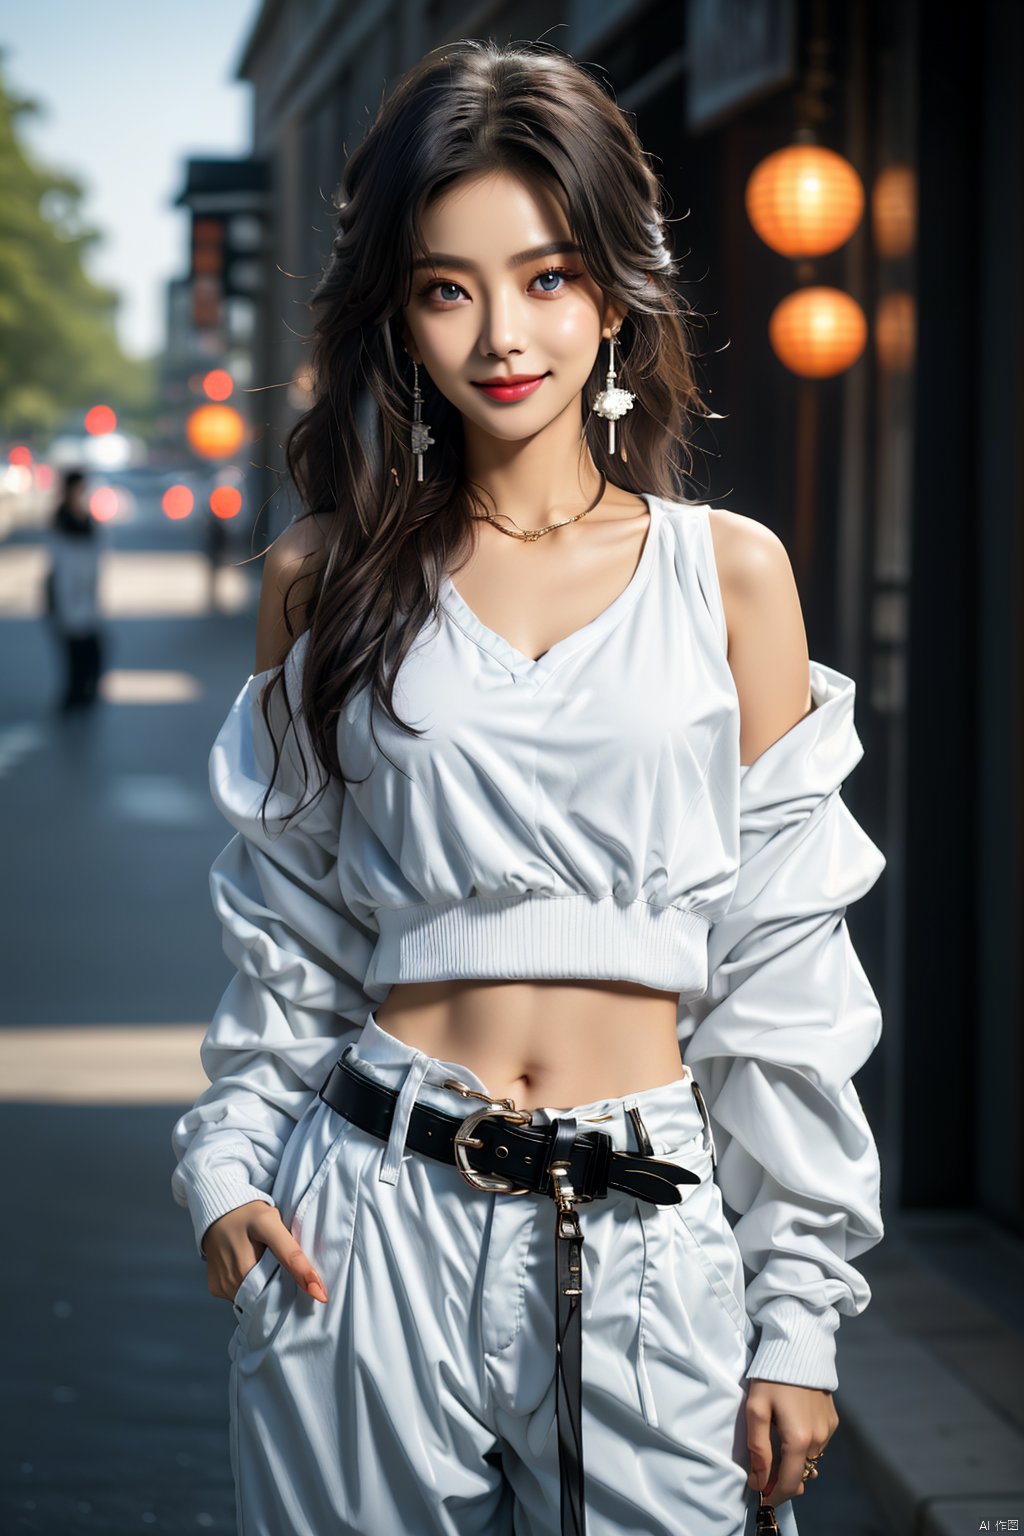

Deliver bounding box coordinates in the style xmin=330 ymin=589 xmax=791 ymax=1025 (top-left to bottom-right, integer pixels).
xmin=417 ymin=267 xmax=583 ymax=305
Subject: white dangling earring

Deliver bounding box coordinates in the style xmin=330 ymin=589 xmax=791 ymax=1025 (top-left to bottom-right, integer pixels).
xmin=410 ymin=358 xmax=435 ymax=482
xmin=593 ymin=328 xmax=635 ymax=456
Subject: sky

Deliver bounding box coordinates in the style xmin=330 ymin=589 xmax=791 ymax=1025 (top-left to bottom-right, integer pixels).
xmin=3 ymin=0 xmax=259 ymax=360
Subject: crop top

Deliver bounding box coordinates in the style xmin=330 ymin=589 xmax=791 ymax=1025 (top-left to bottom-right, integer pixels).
xmin=170 ymin=494 xmax=887 ymax=1392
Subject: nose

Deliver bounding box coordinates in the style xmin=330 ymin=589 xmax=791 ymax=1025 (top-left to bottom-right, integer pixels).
xmin=476 ymin=283 xmax=528 ymax=361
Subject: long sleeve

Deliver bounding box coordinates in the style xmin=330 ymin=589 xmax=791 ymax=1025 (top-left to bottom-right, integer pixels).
xmin=679 ymin=659 xmax=886 ymax=1392
xmin=170 ymin=630 xmax=378 ymax=1260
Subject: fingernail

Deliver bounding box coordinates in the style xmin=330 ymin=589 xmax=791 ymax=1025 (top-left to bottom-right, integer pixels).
xmin=309 ymin=1281 xmax=328 ymax=1303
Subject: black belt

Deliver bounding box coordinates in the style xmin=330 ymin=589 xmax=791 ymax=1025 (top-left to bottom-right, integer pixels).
xmin=318 ymin=1050 xmax=711 ymax=1536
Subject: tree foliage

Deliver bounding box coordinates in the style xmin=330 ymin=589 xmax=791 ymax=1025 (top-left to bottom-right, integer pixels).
xmin=0 ymin=46 xmax=155 ymax=436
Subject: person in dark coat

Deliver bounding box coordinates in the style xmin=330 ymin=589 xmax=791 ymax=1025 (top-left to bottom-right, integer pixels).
xmin=47 ymin=468 xmax=105 ymax=711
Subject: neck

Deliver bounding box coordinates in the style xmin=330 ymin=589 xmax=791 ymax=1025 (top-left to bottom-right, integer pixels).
xmin=461 ymin=417 xmax=607 ymax=531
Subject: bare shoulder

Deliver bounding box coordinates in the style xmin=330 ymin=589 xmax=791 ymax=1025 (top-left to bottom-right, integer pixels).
xmin=706 ymin=507 xmax=784 ymax=594
xmin=706 ymin=508 xmax=813 ymax=767
xmin=254 ymin=515 xmax=330 ymax=675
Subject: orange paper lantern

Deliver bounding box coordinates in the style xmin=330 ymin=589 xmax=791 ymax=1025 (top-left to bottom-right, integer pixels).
xmin=769 ymin=287 xmax=867 ymax=378
xmin=746 ymin=144 xmax=864 ymax=258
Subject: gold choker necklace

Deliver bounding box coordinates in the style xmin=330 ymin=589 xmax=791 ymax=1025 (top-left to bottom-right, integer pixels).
xmin=467 ymin=472 xmax=608 ymax=543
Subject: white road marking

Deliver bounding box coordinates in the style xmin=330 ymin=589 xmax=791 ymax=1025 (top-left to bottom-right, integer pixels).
xmin=0 ymin=1025 xmax=211 ymax=1103
xmin=0 ymin=546 xmax=255 ymax=618
xmin=0 ymin=722 xmax=46 ymax=777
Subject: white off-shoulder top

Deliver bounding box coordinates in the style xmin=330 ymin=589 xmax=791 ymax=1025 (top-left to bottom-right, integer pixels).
xmin=170 ymin=495 xmax=887 ymax=1392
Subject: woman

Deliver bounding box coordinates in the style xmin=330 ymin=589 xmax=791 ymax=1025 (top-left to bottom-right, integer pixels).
xmin=47 ymin=467 xmax=105 ymax=711
xmin=171 ymin=38 xmax=886 ymax=1536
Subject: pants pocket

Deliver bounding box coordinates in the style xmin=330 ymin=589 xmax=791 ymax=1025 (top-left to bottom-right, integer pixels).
xmin=232 ymin=1245 xmax=281 ymax=1317
xmin=671 ymin=1155 xmax=750 ymax=1342
xmin=634 ymin=1148 xmax=755 ymax=1434
xmin=232 ymin=1100 xmax=358 ymax=1348
xmin=271 ymin=1096 xmax=355 ymax=1235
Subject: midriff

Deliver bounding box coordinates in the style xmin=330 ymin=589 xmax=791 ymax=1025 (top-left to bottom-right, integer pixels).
xmin=372 ymin=977 xmax=685 ymax=1112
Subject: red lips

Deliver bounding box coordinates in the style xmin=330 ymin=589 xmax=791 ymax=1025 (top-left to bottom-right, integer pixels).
xmin=473 ymin=373 xmax=548 ymax=385
xmin=471 ymin=373 xmax=550 ymax=402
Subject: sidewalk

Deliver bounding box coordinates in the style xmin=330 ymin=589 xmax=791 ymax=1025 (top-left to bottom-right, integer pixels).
xmin=837 ymin=1209 xmax=1024 ymax=1534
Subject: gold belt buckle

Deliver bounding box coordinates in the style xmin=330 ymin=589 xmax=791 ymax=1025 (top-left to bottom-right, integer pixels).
xmin=443 ymin=1077 xmax=533 ymax=1195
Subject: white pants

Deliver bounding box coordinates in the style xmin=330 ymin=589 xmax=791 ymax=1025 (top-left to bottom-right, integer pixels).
xmin=227 ymin=1012 xmax=799 ymax=1536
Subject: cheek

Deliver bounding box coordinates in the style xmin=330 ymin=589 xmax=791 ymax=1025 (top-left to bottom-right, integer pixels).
xmin=413 ymin=318 xmax=470 ymax=376
xmin=544 ymin=303 xmax=602 ymax=363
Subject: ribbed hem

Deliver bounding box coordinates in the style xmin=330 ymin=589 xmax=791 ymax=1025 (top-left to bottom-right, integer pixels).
xmin=176 ymin=1164 xmax=276 ymax=1262
xmin=365 ymin=894 xmax=711 ymax=997
xmin=745 ymin=1296 xmax=841 ymax=1391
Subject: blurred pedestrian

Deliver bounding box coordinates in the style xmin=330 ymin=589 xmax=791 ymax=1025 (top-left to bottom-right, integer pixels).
xmin=204 ymin=504 xmax=230 ymax=609
xmin=46 ymin=468 xmax=105 ymax=711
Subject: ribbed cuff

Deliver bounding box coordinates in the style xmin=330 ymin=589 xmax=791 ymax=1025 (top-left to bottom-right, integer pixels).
xmin=176 ymin=1164 xmax=277 ymax=1261
xmin=744 ymin=1296 xmax=841 ymax=1391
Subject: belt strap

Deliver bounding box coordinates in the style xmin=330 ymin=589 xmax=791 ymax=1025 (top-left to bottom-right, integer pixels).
xmin=319 ymin=1053 xmax=700 ymax=1206
xmin=318 ymin=1052 xmax=706 ymax=1536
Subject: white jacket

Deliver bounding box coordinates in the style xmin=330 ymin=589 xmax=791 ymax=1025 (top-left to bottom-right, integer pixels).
xmin=170 ymin=498 xmax=886 ymax=1393
xmin=679 ymin=660 xmax=886 ymax=1390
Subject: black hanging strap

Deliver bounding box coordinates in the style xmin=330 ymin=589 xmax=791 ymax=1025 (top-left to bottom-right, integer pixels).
xmin=548 ymin=1116 xmax=587 ymax=1536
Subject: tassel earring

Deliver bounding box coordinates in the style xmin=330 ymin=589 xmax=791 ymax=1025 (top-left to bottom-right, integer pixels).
xmin=410 ymin=358 xmax=435 ymax=482
xmin=593 ymin=327 xmax=635 ymax=456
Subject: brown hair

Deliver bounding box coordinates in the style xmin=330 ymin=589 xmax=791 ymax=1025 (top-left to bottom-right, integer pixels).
xmin=258 ymin=35 xmax=712 ymax=829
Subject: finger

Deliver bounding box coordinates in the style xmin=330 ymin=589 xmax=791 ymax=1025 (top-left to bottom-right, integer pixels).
xmin=804 ymin=1436 xmax=830 ymax=1479
xmin=266 ymin=1233 xmax=329 ymax=1304
xmin=246 ymin=1209 xmax=330 ymax=1305
xmin=746 ymin=1402 xmax=774 ymax=1492
xmin=774 ymin=1435 xmax=813 ymax=1503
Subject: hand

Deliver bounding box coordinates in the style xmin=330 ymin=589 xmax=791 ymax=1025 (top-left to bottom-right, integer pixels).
xmin=202 ymin=1200 xmax=329 ymax=1306
xmin=746 ymin=1379 xmax=839 ymax=1505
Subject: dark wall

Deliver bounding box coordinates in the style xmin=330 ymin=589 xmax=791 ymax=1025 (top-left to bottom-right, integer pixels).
xmin=904 ymin=0 xmax=1023 ymax=1224
xmin=636 ymin=0 xmax=895 ymax=1192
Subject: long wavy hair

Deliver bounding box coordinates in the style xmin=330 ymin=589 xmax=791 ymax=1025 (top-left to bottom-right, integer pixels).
xmin=258 ymin=35 xmax=713 ymax=830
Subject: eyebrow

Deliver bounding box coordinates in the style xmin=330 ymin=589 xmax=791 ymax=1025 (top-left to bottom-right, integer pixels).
xmin=410 ymin=240 xmax=583 ymax=273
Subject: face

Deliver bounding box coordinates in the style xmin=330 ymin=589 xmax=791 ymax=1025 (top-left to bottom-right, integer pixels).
xmin=400 ymin=169 xmax=625 ymax=444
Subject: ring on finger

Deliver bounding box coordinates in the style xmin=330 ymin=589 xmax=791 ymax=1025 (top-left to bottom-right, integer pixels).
xmin=802 ymin=1450 xmax=825 ymax=1482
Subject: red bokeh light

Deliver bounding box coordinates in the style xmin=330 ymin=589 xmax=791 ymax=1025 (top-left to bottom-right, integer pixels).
xmin=162 ymin=484 xmax=194 ymax=521
xmin=85 ymin=405 xmax=117 ymax=435
xmin=203 ymin=369 xmax=234 ymax=402
xmin=90 ymin=486 xmax=119 ymax=522
xmin=210 ymin=485 xmax=243 ymax=520
xmin=8 ymin=445 xmax=32 ymax=467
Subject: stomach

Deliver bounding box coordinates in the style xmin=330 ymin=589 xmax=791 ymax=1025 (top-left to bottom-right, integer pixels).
xmin=372 ymin=978 xmax=685 ymax=1112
